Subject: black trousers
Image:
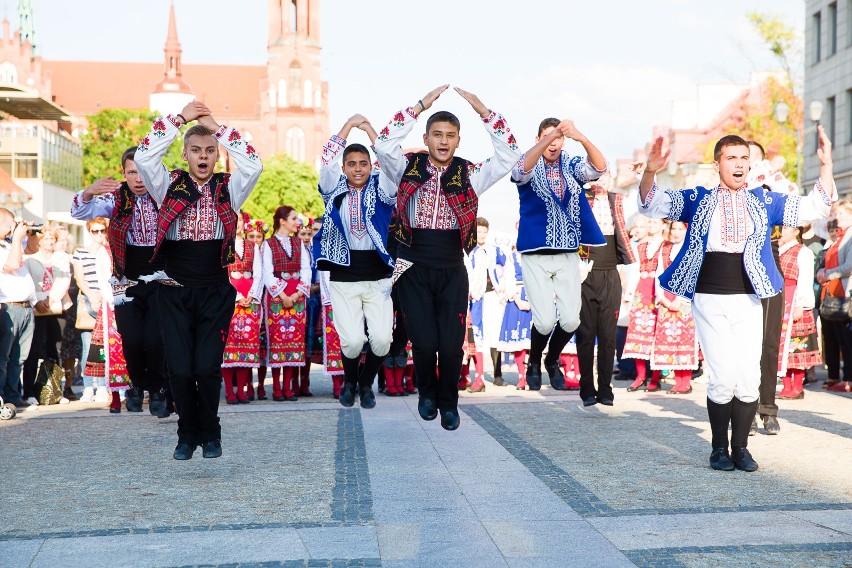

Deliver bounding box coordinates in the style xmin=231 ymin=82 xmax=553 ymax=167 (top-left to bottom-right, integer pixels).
xmin=397 ymin=264 xmax=468 ymax=411
xmin=158 ymin=283 xmax=236 ymax=445
xmin=822 ymin=316 xmax=842 ymax=380
xmin=22 ymin=314 xmax=61 ymax=398
xmin=114 ymin=281 xmax=166 ymax=393
xmin=759 ymin=293 xmax=783 ymax=417
xmin=828 ymin=320 xmax=852 ymax=381
xmin=576 ymin=269 xmax=621 ymax=401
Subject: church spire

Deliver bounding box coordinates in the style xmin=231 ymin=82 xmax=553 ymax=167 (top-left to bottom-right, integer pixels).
xmin=150 ymin=1 xmax=193 ymax=115
xmin=164 ymin=1 xmax=182 ymax=80
xmin=17 ymin=0 xmax=34 ymax=55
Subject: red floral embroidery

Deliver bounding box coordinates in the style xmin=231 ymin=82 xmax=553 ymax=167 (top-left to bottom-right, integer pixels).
xmin=393 ymin=112 xmax=405 ymax=126
xmin=378 ymin=126 xmax=390 ymax=140
xmin=153 ymin=120 xmax=167 ymax=138
xmin=245 ymin=144 xmax=257 ymax=159
xmin=228 ymin=130 xmax=241 ymax=143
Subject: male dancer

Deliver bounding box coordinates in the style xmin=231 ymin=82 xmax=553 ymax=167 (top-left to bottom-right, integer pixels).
xmin=374 ymin=85 xmax=519 ymax=430
xmin=315 ymin=114 xmax=395 ymax=409
xmin=511 ymin=118 xmax=607 ymax=390
xmin=136 ymin=101 xmax=262 ymax=460
xmin=71 ymin=147 xmax=171 ymax=417
xmin=577 ymin=171 xmax=635 ymax=405
xmin=639 ymin=128 xmax=835 ymax=472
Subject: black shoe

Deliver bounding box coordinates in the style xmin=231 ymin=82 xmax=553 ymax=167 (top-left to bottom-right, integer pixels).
xmin=731 ymin=447 xmax=758 ymax=472
xmin=526 ymin=364 xmax=542 ymax=391
xmin=597 ymin=397 xmax=614 ymax=406
xmin=13 ymin=400 xmax=30 ymax=408
xmin=300 ymin=391 xmax=314 ymax=397
xmin=709 ymin=448 xmax=735 ymax=471
xmin=360 ymin=387 xmax=376 ymax=409
xmin=581 ymin=396 xmax=598 ymax=407
xmin=149 ymin=390 xmax=167 ymax=417
xmin=109 ymin=406 xmax=121 ymax=414
xmin=125 ymin=387 xmax=143 ymax=412
xmin=339 ymin=383 xmax=356 ymax=408
xmin=440 ymin=408 xmax=460 ymax=431
xmin=749 ymin=417 xmax=758 ymax=437
xmin=202 ymin=440 xmax=222 ymax=459
xmin=418 ymin=397 xmax=438 ymax=421
xmin=284 ymin=395 xmax=299 ymax=402
xmin=63 ymin=387 xmax=77 ymax=401
xmin=762 ymin=415 xmax=780 ymax=435
xmin=173 ymin=443 xmax=197 ymax=460
xmin=492 ymin=376 xmax=506 ymax=387
xmin=544 ymin=360 xmax=567 ymax=390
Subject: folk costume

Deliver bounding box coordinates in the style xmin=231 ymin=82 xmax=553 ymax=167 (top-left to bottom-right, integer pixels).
xmin=135 ymin=114 xmax=262 ymax=452
xmin=651 ymin=240 xmax=699 ymax=394
xmin=512 ymin=151 xmax=607 ymax=391
xmin=222 ymin=235 xmax=264 ymax=404
xmin=469 ymin=240 xmax=508 ymax=392
xmin=497 ymin=251 xmax=533 ymax=390
xmin=374 ymin=106 xmax=519 ymax=427
xmin=262 ymin=233 xmax=311 ymax=400
xmin=623 ymin=235 xmax=664 ymax=391
xmin=777 ymin=240 xmax=820 ymax=399
xmin=640 ymin=176 xmax=836 ymax=468
xmin=576 ymin=190 xmax=635 ymax=404
xmin=315 ymin=134 xmax=396 ymax=406
xmin=71 ymin=182 xmax=170 ymax=416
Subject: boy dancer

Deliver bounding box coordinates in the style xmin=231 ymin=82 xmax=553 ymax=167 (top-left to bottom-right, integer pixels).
xmin=374 ymin=85 xmax=519 ymax=430
xmin=71 ymin=148 xmax=171 ymax=417
xmin=511 ymin=118 xmax=607 ymax=391
xmin=136 ymin=101 xmax=262 ymax=460
xmin=315 ymin=114 xmax=396 ymax=409
xmin=639 ymin=128 xmax=835 ymax=472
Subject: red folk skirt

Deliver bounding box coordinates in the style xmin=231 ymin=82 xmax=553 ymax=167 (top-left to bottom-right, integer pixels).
xmin=780 ymin=283 xmax=822 ymax=372
xmin=650 ymin=296 xmax=698 ymax=370
xmin=84 ymin=303 xmax=130 ymax=391
xmin=222 ymin=300 xmax=263 ymax=368
xmin=623 ymin=276 xmax=657 ymax=360
xmin=265 ymin=278 xmax=306 ymax=368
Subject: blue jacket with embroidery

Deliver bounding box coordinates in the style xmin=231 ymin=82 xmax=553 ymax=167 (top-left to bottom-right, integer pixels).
xmin=512 ymin=152 xmax=606 ymax=253
xmin=658 ymin=185 xmax=804 ymax=300
xmin=312 ymin=172 xmax=395 ymax=270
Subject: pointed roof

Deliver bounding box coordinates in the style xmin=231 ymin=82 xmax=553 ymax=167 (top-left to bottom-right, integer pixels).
xmin=152 ymin=1 xmax=192 ymax=95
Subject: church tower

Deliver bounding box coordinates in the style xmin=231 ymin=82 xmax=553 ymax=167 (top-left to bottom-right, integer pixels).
xmin=260 ymin=0 xmax=329 ymax=167
xmin=149 ymin=2 xmax=194 ymax=116
xmin=17 ymin=0 xmax=34 ymax=55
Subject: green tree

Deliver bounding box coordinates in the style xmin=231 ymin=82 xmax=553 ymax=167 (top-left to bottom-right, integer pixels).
xmin=241 ymin=152 xmax=323 ymax=225
xmin=82 ymin=108 xmax=184 ymax=185
xmin=747 ymin=11 xmax=801 ymax=93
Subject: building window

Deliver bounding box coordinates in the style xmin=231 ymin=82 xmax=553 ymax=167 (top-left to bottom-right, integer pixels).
xmin=285 ymin=126 xmax=305 ymax=162
xmin=277 ymin=79 xmax=287 ymax=107
xmin=847 ymin=89 xmax=852 ymax=144
xmin=288 ymin=62 xmax=302 ymax=107
xmin=303 ymin=79 xmax=312 ymax=108
xmin=291 ymin=0 xmax=297 ymax=33
xmin=0 ymin=61 xmax=18 ymax=84
xmin=813 ymin=11 xmax=822 ymax=63
xmin=849 ymin=0 xmax=852 ymax=47
xmin=14 ymin=153 xmax=37 ymax=178
xmin=826 ymin=97 xmax=836 ymax=146
xmin=268 ymin=86 xmax=276 ymax=109
xmin=828 ymin=2 xmax=837 ymax=56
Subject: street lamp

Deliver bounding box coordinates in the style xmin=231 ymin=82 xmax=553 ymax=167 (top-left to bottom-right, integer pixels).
xmin=773 ymin=100 xmax=824 ymax=187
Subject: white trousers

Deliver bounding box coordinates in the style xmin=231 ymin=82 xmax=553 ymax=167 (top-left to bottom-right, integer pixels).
xmin=521 ymin=252 xmax=581 ymax=335
xmin=328 ymin=279 xmax=394 ymax=359
xmin=691 ymin=293 xmax=763 ymax=404
xmin=481 ymin=290 xmax=506 ymax=350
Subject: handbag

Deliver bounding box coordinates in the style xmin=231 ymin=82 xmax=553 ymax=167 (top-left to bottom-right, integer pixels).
xmin=35 ymin=359 xmax=64 ymax=405
xmin=819 ymin=294 xmax=852 ymax=322
xmin=75 ymin=293 xmax=97 ymax=330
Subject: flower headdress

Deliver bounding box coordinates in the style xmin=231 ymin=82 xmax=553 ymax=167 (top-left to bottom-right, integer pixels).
xmin=244 ymin=219 xmax=269 ymax=235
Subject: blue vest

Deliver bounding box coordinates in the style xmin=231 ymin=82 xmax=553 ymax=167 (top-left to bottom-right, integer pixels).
xmin=312 ymin=172 xmax=395 ymax=269
xmin=513 ymin=152 xmax=605 ymax=253
xmin=659 ymin=185 xmax=802 ymax=300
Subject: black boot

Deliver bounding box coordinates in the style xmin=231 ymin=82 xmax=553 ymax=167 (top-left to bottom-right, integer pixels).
xmin=490 ymin=348 xmax=504 ymax=386
xmin=148 ymin=389 xmax=167 ymax=417
xmin=339 ymin=354 xmax=360 ymax=408
xmin=526 ymin=327 xmax=549 ymax=391
xmin=125 ymin=387 xmax=143 ymax=412
xmin=730 ymin=397 xmax=760 ymax=472
xmin=358 ymin=349 xmax=383 ymax=409
xmin=706 ymin=398 xmax=734 ymax=471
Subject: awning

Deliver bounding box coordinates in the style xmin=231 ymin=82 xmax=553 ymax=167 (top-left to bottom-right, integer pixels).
xmin=0 ymin=84 xmax=71 ymax=121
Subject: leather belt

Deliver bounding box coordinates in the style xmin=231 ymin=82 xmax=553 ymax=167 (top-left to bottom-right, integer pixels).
xmin=2 ymin=301 xmax=31 ymax=308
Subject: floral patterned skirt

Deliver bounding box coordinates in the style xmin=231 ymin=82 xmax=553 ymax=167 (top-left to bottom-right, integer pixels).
xmin=222 ymin=301 xmax=263 ymax=368
xmin=623 ymin=276 xmax=658 ymax=360
xmin=650 ymin=300 xmax=698 ymax=370
xmin=84 ymin=302 xmax=129 ymax=391
xmin=265 ymin=292 xmax=306 ymax=368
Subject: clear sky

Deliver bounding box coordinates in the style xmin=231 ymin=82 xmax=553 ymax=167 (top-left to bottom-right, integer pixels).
xmin=30 ymin=0 xmax=804 ymax=231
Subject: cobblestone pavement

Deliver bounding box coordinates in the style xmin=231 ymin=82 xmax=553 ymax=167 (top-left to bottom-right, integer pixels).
xmin=1 ymin=368 xmax=851 ymax=567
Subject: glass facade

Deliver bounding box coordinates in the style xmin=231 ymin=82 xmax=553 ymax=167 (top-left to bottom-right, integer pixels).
xmin=0 ymin=124 xmax=82 ymax=189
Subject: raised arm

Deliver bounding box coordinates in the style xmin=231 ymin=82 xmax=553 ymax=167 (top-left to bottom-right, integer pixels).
xmin=776 ymin=126 xmax=837 ymax=227
xmin=374 ymin=85 xmax=449 ymax=185
xmin=3 ymin=223 xmax=27 ymax=274
xmin=71 ymin=179 xmax=121 ymax=220
xmin=196 ymin=111 xmax=263 ymax=211
xmin=319 ymin=115 xmax=370 ymax=196
xmin=513 ymin=128 xmax=564 ymax=183
xmin=455 ymin=87 xmax=520 ymax=195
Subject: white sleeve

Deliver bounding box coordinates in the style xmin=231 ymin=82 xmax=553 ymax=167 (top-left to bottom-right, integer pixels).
xmin=298 ymin=243 xmax=312 ymax=296
xmin=249 ymin=244 xmax=264 ymax=302
xmin=213 ymin=126 xmax=263 ymax=212
xmin=794 ymin=178 xmax=836 ymax=226
xmin=373 ymin=108 xmax=419 ymax=186
xmin=320 ymin=135 xmax=346 ymax=197
xmin=469 ymin=111 xmax=521 ymax=196
xmin=71 ymin=190 xmax=115 ymax=220
xmin=134 ymin=115 xmax=181 ymax=206
xmin=795 ymin=246 xmax=815 ymax=310
xmin=637 ymin=182 xmax=675 ymax=220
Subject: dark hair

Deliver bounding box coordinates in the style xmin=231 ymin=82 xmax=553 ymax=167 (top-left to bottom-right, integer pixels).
xmin=121 ymin=147 xmax=136 ymax=171
xmin=476 ymin=217 xmax=489 ymax=229
xmin=537 ymin=117 xmax=560 ymax=137
xmin=183 ymin=124 xmax=213 ymax=146
xmin=746 ymin=140 xmax=765 ymax=160
xmin=713 ymin=135 xmax=749 ymax=161
xmin=272 ymin=205 xmax=296 ymax=233
xmin=426 ymin=111 xmax=460 ymax=134
xmin=342 ymin=143 xmax=371 ymax=163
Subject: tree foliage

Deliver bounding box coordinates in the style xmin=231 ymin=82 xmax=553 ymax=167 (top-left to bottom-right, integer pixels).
xmin=81 ymin=108 xmax=184 ymax=185
xmin=701 ymin=76 xmax=803 ymax=182
xmin=747 ymin=11 xmax=800 ymax=92
xmin=240 ymin=152 xmax=323 ymax=225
